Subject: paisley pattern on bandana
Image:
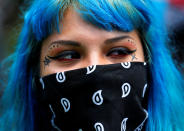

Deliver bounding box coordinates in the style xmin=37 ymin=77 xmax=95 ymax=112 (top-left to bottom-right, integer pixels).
xmin=36 ymin=62 xmax=149 ymax=131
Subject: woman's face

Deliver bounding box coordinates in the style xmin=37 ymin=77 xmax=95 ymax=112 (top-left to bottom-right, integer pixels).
xmin=40 ymin=8 xmax=145 ymax=77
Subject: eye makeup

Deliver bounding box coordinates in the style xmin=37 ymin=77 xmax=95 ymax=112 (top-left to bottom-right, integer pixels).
xmin=48 ymin=40 xmax=81 ymax=52
xmin=43 ymin=56 xmax=51 ymax=66
xmin=106 ymin=47 xmax=136 ymax=58
xmin=48 ymin=50 xmax=80 ymax=61
xmin=131 ymin=53 xmax=138 ymax=61
xmin=45 ymin=38 xmax=138 ymax=65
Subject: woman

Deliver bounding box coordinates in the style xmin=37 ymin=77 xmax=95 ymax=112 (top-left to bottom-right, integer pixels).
xmin=0 ymin=0 xmax=184 ymax=130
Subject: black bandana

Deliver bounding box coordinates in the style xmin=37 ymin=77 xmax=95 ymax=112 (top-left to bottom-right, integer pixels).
xmin=34 ymin=62 xmax=149 ymax=131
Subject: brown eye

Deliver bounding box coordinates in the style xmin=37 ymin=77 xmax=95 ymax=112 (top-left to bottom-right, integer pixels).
xmin=48 ymin=51 xmax=80 ymax=61
xmin=107 ymin=47 xmax=136 ymax=58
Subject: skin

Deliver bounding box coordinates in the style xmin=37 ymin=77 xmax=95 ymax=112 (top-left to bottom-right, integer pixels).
xmin=40 ymin=8 xmax=145 ymax=77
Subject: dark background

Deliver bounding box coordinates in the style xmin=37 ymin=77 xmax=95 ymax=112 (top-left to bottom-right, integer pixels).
xmin=0 ymin=0 xmax=25 ymax=60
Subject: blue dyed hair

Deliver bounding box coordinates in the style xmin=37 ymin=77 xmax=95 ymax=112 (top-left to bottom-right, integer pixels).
xmin=0 ymin=0 xmax=184 ymax=130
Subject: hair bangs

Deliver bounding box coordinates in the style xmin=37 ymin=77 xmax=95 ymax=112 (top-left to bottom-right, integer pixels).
xmin=25 ymin=0 xmax=72 ymax=41
xmin=26 ymin=0 xmax=152 ymax=42
xmin=74 ymin=0 xmax=151 ymax=32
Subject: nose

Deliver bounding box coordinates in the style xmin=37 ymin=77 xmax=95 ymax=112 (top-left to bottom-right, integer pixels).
xmin=81 ymin=51 xmax=112 ymax=67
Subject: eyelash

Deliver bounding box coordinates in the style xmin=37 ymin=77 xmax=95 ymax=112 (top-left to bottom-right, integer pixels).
xmin=106 ymin=47 xmax=136 ymax=58
xmin=48 ymin=50 xmax=80 ymax=61
xmin=48 ymin=47 xmax=136 ymax=61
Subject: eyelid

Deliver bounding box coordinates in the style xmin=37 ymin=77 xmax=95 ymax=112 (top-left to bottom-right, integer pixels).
xmin=104 ymin=40 xmax=137 ymax=52
xmin=107 ymin=47 xmax=136 ymax=56
xmin=47 ymin=50 xmax=80 ymax=60
xmin=47 ymin=44 xmax=79 ymax=56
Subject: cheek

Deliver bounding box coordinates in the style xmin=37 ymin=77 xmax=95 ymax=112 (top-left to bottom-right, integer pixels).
xmin=40 ymin=60 xmax=58 ymax=77
xmin=40 ymin=46 xmax=51 ymax=77
xmin=40 ymin=57 xmax=46 ymax=77
xmin=40 ymin=56 xmax=77 ymax=77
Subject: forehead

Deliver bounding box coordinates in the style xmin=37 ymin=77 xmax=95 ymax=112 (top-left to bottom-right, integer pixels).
xmin=58 ymin=8 xmax=127 ymax=38
xmin=42 ymin=7 xmax=141 ymax=48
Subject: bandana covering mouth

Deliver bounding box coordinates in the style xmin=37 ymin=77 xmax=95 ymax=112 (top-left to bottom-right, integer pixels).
xmin=35 ymin=62 xmax=149 ymax=131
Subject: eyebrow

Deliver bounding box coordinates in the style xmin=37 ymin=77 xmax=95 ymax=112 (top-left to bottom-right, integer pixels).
xmin=49 ymin=40 xmax=81 ymax=48
xmin=104 ymin=35 xmax=133 ymax=45
xmin=49 ymin=35 xmax=133 ymax=47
